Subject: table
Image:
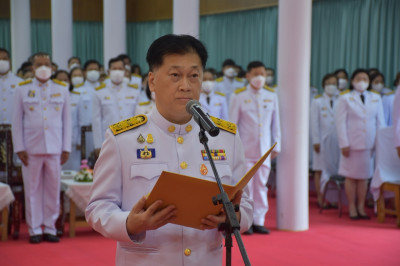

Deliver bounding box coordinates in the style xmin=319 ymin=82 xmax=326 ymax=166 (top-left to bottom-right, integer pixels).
xmin=0 ymin=182 xmax=15 ymax=241
xmin=61 ymin=179 xmax=93 ymax=237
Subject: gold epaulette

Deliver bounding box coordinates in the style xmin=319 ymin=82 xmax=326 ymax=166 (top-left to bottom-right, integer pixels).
xmin=263 ymin=85 xmax=276 ymax=93
xmin=210 ymin=116 xmax=236 ymax=134
xmin=52 ymin=79 xmax=67 ymax=86
xmin=370 ymin=89 xmax=380 ymax=95
xmin=95 ymin=83 xmax=106 ymax=91
xmin=132 ymin=73 xmax=142 ymax=78
xmin=74 ymin=82 xmax=84 ymax=88
xmin=104 ymin=76 xmax=110 ymax=80
xmin=235 ymin=77 xmax=243 ymax=82
xmin=71 ymin=90 xmax=80 ymax=95
xmin=272 ymin=84 xmax=278 ymax=88
xmin=138 ymin=101 xmax=151 ymax=106
xmin=234 ymin=87 xmax=247 ymax=94
xmin=314 ymin=94 xmax=322 ymax=99
xmin=216 ymin=77 xmax=223 ymax=83
xmin=339 ymin=89 xmax=350 ymax=95
xmin=18 ymin=79 xmax=32 ymax=86
xmin=384 ymin=90 xmax=395 ymax=96
xmin=214 ymin=91 xmax=226 ymax=97
xmin=109 ymin=114 xmax=148 ymax=136
xmin=128 ymin=83 xmax=139 ymax=89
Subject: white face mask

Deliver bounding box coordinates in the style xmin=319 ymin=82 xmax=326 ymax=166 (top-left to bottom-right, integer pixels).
xmin=86 ymin=70 xmax=100 ymax=82
xmin=324 ymin=84 xmax=338 ymax=96
xmin=123 ymin=77 xmax=130 ymax=85
xmin=35 ymin=65 xmax=52 ymax=81
xmin=371 ymin=83 xmax=384 ymax=93
xmin=110 ymin=70 xmax=125 ymax=84
xmin=68 ymin=63 xmax=80 ymax=71
xmin=338 ymin=78 xmax=348 ymax=90
xmin=71 ymin=76 xmax=84 ymax=86
xmin=0 ymin=59 xmax=10 ymax=74
xmin=353 ymin=81 xmax=369 ymax=92
xmin=202 ymin=81 xmax=215 ymax=93
xmin=265 ymin=76 xmax=274 ymax=86
xmin=250 ymin=75 xmax=266 ymax=90
xmin=125 ymin=65 xmax=131 ymax=71
xmin=224 ymin=67 xmax=237 ymax=78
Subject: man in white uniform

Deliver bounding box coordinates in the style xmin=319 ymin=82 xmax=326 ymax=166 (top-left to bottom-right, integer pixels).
xmin=229 ymin=61 xmax=281 ymax=234
xmin=92 ymin=57 xmax=140 ymax=156
xmin=393 ymin=83 xmax=400 ymax=158
xmin=86 ymin=34 xmax=253 ymax=265
xmin=215 ymin=59 xmax=245 ymax=101
xmin=12 ymin=53 xmax=71 ymax=243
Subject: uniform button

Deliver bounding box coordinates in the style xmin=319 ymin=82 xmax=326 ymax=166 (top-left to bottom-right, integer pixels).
xmin=44 ymin=127 xmax=48 ymax=130
xmin=180 ymin=161 xmax=188 ymax=169
xmin=43 ymin=107 xmax=47 ymax=111
xmin=2 ymin=88 xmax=5 ymax=91
xmin=119 ymin=106 xmax=122 ymax=110
xmin=184 ymin=248 xmax=191 ymax=256
xmin=44 ymin=116 xmax=47 ymax=120
xmin=2 ymin=98 xmax=5 ymax=101
xmin=42 ymin=97 xmax=46 ymax=101
xmin=185 ymin=125 xmax=192 ymax=133
xmin=168 ymin=125 xmax=175 ymax=133
xmin=259 ymin=123 xmax=262 ymax=127
xmin=2 ymin=108 xmax=6 ymax=111
xmin=177 ymin=136 xmax=184 ymax=144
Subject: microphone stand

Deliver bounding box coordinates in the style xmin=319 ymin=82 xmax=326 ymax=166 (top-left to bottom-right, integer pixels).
xmin=198 ymin=127 xmax=251 ymax=266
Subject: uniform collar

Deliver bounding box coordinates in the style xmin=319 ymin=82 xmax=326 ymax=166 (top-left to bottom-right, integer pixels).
xmin=33 ymin=78 xmax=49 ymax=87
xmin=247 ymin=84 xmax=261 ymax=95
xmin=149 ymin=107 xmax=196 ymax=136
xmin=0 ymin=71 xmax=9 ymax=80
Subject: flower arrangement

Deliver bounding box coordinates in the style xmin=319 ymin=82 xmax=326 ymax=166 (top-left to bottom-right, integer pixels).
xmin=74 ymin=159 xmax=93 ymax=182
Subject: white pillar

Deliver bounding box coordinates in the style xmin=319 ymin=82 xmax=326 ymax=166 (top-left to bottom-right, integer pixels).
xmin=51 ymin=0 xmax=73 ymax=70
xmin=173 ymin=0 xmax=199 ymax=38
xmin=103 ymin=0 xmax=126 ymax=70
xmin=10 ymin=0 xmax=31 ymax=73
xmin=276 ymin=0 xmax=312 ymax=231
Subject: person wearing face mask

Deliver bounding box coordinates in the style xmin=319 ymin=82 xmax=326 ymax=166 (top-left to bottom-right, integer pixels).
xmin=229 ymin=61 xmax=281 ymax=235
xmin=12 ymin=52 xmax=71 ymax=243
xmin=67 ymin=56 xmax=81 ymax=72
xmin=135 ymin=77 xmax=155 ymax=116
xmin=393 ymin=73 xmax=400 ymax=159
xmin=0 ymin=48 xmax=23 ymax=124
xmin=198 ymin=69 xmax=229 ymax=120
xmin=369 ymin=72 xmax=395 ymax=126
xmin=92 ymin=57 xmax=140 ymax=157
xmin=215 ymin=59 xmax=245 ymax=101
xmin=265 ymin=67 xmax=277 ymax=89
xmin=334 ymin=69 xmax=350 ymax=92
xmin=311 ymin=73 xmax=341 ymax=208
xmin=335 ymin=69 xmax=385 ymax=220
xmin=116 ymin=54 xmax=142 ymax=91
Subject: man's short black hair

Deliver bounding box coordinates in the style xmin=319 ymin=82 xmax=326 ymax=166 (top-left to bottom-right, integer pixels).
xmin=247 ymin=61 xmax=266 ymax=72
xmin=84 ymin=59 xmax=100 ymax=70
xmin=349 ymin=68 xmax=370 ymax=91
xmin=108 ymin=57 xmax=124 ymax=69
xmin=322 ymin=73 xmax=338 ymax=87
xmin=146 ymin=34 xmax=208 ymax=71
xmin=68 ymin=56 xmax=81 ymax=65
xmin=32 ymin=52 xmax=51 ymax=62
xmin=334 ymin=69 xmax=348 ymax=79
xmin=222 ymin=59 xmax=236 ymax=68
xmin=0 ymin=48 xmax=10 ymax=58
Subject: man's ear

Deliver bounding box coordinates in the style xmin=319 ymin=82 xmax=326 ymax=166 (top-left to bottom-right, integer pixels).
xmin=148 ymin=72 xmax=155 ymax=92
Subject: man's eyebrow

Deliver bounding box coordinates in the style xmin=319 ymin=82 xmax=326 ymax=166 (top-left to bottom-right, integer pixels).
xmin=168 ymin=65 xmax=201 ymax=70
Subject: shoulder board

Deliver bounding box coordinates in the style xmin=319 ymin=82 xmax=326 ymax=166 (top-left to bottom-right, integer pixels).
xmin=74 ymin=82 xmax=84 ymax=88
xmin=370 ymin=89 xmax=380 ymax=95
xmin=95 ymin=83 xmax=106 ymax=91
xmin=263 ymin=85 xmax=275 ymax=93
xmin=214 ymin=91 xmax=225 ymax=97
xmin=109 ymin=114 xmax=148 ymax=136
xmin=18 ymin=79 xmax=33 ymax=86
xmin=128 ymin=83 xmax=139 ymax=89
xmin=314 ymin=94 xmax=322 ymax=99
xmin=272 ymin=84 xmax=278 ymax=88
xmin=384 ymin=90 xmax=395 ymax=96
xmin=215 ymin=77 xmax=224 ymax=83
xmin=235 ymin=77 xmax=243 ymax=82
xmin=52 ymin=79 xmax=67 ymax=86
xmin=138 ymin=101 xmax=151 ymax=106
xmin=104 ymin=76 xmax=110 ymax=80
xmin=339 ymin=89 xmax=350 ymax=95
xmin=132 ymin=73 xmax=142 ymax=78
xmin=234 ymin=87 xmax=247 ymax=94
xmin=71 ymin=90 xmax=80 ymax=95
xmin=210 ymin=116 xmax=236 ymax=134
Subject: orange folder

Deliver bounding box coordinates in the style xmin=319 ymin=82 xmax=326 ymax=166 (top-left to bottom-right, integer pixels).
xmin=144 ymin=143 xmax=277 ymax=230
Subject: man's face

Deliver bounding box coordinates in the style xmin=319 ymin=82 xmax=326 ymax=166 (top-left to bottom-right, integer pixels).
xmin=109 ymin=61 xmax=124 ymax=72
xmin=0 ymin=51 xmax=9 ymax=61
xmin=86 ymin=63 xmax=100 ymax=72
xmin=33 ymin=56 xmax=51 ymax=71
xmin=246 ymin=66 xmax=267 ymax=81
xmin=148 ymin=52 xmax=203 ymax=124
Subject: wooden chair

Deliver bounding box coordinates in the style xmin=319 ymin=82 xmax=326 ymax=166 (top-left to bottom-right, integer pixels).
xmin=320 ymin=174 xmax=345 ymax=217
xmin=377 ymin=181 xmax=400 ymax=228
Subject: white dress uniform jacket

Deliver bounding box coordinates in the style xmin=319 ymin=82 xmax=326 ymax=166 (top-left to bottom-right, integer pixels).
xmin=135 ymin=100 xmax=155 ymax=116
xmin=86 ymin=109 xmax=253 ymax=266
xmin=130 ymin=74 xmax=142 ymax=91
xmin=382 ymin=90 xmax=395 ymax=126
xmin=199 ymin=91 xmax=229 ymax=120
xmin=0 ymin=71 xmax=22 ymax=124
xmin=75 ymin=80 xmax=99 ymax=127
xmin=335 ymin=90 xmax=385 ymax=150
xmin=92 ymin=82 xmax=140 ymax=149
xmin=229 ymin=85 xmax=281 ymax=166
xmin=215 ymin=76 xmax=245 ymax=102
xmin=393 ymin=88 xmax=400 ymax=148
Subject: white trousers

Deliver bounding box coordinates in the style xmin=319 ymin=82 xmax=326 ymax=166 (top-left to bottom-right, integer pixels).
xmin=246 ymin=161 xmax=270 ymax=225
xmin=22 ymin=154 xmax=61 ymax=236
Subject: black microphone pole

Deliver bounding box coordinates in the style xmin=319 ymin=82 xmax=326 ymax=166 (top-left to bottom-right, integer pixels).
xmin=198 ymin=127 xmax=251 ymax=266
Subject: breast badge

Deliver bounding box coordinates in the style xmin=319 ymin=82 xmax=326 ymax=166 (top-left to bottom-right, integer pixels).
xmin=137 ymin=146 xmax=155 ymax=159
xmin=137 ymin=134 xmax=145 ymax=143
xmin=200 ymin=164 xmax=208 ymax=175
xmin=201 ymin=149 xmax=226 ymax=161
xmin=146 ymin=134 xmax=154 ymax=144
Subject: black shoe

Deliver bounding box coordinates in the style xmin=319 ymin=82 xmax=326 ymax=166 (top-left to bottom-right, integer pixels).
xmin=349 ymin=215 xmax=360 ymax=220
xmin=358 ymin=214 xmax=370 ymax=220
xmin=243 ymin=226 xmax=253 ymax=235
xmin=29 ymin=235 xmax=42 ymax=244
xmin=43 ymin=233 xmax=60 ymax=243
xmin=252 ymin=225 xmax=270 ymax=234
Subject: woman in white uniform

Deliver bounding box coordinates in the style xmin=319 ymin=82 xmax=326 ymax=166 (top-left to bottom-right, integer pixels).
xmin=335 ymin=69 xmax=385 ymax=219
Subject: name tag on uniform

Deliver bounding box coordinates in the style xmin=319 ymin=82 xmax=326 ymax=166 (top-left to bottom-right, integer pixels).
xmin=51 ymin=93 xmax=61 ymax=98
xmin=322 ymin=107 xmax=327 ymax=110
xmin=371 ymin=99 xmax=378 ymax=102
xmin=125 ymin=96 xmax=135 ymax=99
xmin=104 ymin=96 xmax=111 ymax=100
xmin=201 ymin=149 xmax=226 ymax=161
xmin=263 ymin=99 xmax=272 ymax=102
xmin=214 ymin=103 xmax=221 ymax=106
xmin=71 ymin=103 xmax=77 ymax=106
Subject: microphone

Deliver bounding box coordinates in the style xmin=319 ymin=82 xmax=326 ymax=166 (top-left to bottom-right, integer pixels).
xmin=186 ymin=100 xmax=220 ymax=137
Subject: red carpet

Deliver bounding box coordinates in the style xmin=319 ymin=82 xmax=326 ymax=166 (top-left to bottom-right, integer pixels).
xmin=1 ymin=194 xmax=399 ymax=266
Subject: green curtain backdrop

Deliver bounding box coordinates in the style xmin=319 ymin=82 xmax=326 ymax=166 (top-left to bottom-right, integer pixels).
xmin=0 ymin=0 xmax=398 ymax=87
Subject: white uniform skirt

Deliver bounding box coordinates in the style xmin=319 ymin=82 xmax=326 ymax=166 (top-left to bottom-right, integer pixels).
xmin=338 ymin=149 xmax=373 ymax=179
xmin=312 ymin=149 xmax=323 ymax=171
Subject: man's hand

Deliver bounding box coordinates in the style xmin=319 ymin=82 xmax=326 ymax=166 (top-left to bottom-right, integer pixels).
xmin=17 ymin=151 xmax=28 ymax=166
xmin=126 ymin=196 xmax=177 ymax=235
xmin=397 ymin=147 xmax=400 ymax=158
xmin=271 ymin=151 xmax=279 ymax=160
xmin=313 ymin=144 xmax=320 ymax=153
xmin=61 ymin=151 xmax=70 ymax=165
xmin=341 ymin=147 xmax=350 ymax=157
xmin=200 ymin=190 xmax=243 ymax=230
